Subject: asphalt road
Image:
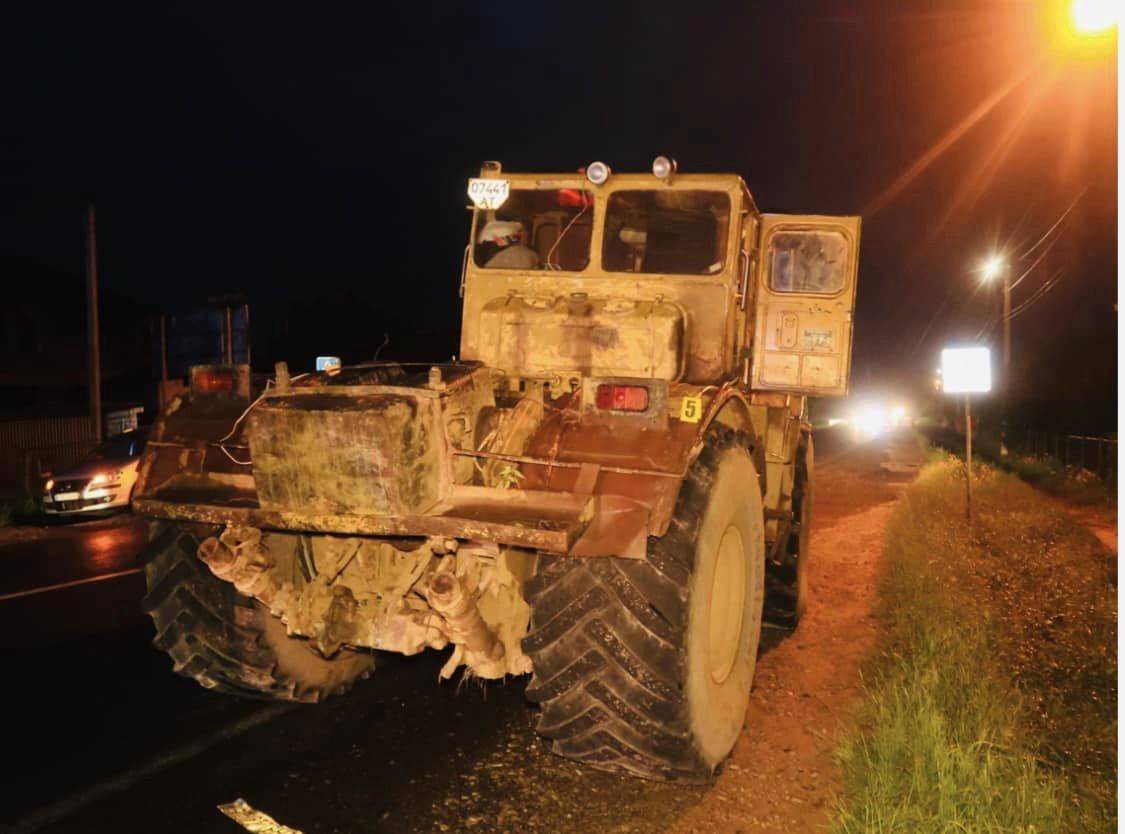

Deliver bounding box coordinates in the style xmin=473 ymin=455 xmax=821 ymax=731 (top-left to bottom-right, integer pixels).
xmin=0 ymin=425 xmax=874 ymax=834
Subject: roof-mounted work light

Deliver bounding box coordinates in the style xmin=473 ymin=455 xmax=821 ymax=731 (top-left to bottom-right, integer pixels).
xmin=652 ymin=155 xmax=677 ymax=180
xmin=585 ymin=161 xmax=611 ymax=186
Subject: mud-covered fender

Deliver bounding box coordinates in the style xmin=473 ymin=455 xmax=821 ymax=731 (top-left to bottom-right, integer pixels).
xmin=520 ymin=384 xmax=764 ymax=542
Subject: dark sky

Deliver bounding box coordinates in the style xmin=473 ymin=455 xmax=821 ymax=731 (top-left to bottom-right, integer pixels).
xmin=1 ymin=1 xmax=1117 ymax=424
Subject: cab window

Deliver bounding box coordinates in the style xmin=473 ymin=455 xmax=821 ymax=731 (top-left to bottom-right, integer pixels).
xmin=768 ymin=230 xmax=849 ymax=294
xmin=473 ymin=189 xmax=592 ymax=271
xmin=602 ymin=190 xmax=730 ymax=275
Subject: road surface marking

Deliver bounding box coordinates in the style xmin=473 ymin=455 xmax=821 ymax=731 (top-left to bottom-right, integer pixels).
xmin=219 ymin=799 xmax=305 ymax=834
xmin=8 ymin=704 xmax=296 ymax=834
xmin=0 ymin=568 xmax=144 ymax=602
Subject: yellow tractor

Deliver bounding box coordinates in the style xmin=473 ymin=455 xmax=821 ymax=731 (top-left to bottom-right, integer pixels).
xmin=134 ymin=158 xmax=860 ymax=780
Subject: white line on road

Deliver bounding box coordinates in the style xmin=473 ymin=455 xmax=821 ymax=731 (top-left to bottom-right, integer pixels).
xmin=8 ymin=703 xmax=297 ymax=834
xmin=0 ymin=568 xmax=144 ymax=602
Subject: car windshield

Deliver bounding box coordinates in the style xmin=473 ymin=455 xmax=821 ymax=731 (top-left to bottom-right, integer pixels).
xmin=473 ymin=188 xmax=593 ymax=271
xmin=86 ymin=429 xmax=147 ymax=462
xmin=603 ymin=190 xmax=730 ymax=275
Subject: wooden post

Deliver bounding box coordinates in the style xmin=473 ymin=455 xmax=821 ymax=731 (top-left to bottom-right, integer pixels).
xmin=224 ymin=305 xmax=234 ymax=364
xmin=965 ymin=395 xmax=973 ymax=527
xmin=85 ymin=199 xmax=103 ymax=441
xmin=159 ymin=313 xmax=168 ymax=383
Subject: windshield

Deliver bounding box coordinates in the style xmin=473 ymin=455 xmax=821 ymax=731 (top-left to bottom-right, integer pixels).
xmin=86 ymin=429 xmax=147 ymax=462
xmin=603 ymin=190 xmax=730 ymax=275
xmin=473 ymin=188 xmax=593 ymax=271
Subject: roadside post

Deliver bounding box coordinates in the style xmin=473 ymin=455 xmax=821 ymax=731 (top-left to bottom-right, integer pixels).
xmin=941 ymin=346 xmax=992 ymax=526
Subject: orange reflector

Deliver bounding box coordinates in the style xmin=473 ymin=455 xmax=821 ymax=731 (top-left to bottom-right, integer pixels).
xmin=192 ymin=367 xmax=236 ymax=394
xmin=595 ymin=384 xmax=649 ymax=412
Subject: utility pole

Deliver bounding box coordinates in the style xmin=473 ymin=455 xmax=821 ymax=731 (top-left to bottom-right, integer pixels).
xmin=1001 ymin=261 xmax=1011 ymax=379
xmin=965 ymin=395 xmax=973 ymax=527
xmin=85 ymin=198 xmax=103 ymax=442
xmin=1000 ymin=260 xmax=1011 ymax=456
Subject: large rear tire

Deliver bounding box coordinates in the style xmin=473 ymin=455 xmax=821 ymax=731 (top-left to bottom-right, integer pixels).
xmin=523 ymin=427 xmax=765 ymax=780
xmin=142 ymin=523 xmax=374 ymax=702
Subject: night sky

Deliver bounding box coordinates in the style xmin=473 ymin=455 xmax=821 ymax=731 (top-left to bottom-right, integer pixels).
xmin=1 ymin=1 xmax=1117 ymax=429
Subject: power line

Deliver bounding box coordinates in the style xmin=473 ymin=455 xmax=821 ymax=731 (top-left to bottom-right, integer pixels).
xmin=1008 ymin=230 xmax=1060 ymax=291
xmin=1016 ymin=188 xmax=1086 ymax=262
xmin=1005 ymin=267 xmax=1066 ymax=321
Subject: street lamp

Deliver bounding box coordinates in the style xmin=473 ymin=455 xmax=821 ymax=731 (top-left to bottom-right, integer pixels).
xmin=980 ymin=253 xmax=1010 ymax=454
xmin=979 ymin=254 xmax=1010 ymax=381
xmin=1071 ymin=0 xmax=1118 ymax=34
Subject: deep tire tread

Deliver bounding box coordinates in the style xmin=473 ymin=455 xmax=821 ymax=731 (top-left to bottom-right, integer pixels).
xmin=142 ymin=523 xmax=368 ymax=703
xmin=524 ymin=425 xmax=752 ymax=781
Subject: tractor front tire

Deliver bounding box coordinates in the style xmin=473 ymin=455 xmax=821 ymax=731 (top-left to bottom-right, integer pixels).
xmin=523 ymin=427 xmax=765 ymax=780
xmin=142 ymin=523 xmax=374 ymax=702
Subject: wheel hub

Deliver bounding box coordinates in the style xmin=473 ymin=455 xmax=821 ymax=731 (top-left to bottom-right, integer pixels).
xmin=708 ymin=523 xmax=747 ymax=684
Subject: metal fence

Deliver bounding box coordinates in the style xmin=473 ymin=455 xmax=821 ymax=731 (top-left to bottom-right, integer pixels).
xmin=1019 ymin=430 xmax=1117 ymax=493
xmin=0 ymin=417 xmax=97 ymax=492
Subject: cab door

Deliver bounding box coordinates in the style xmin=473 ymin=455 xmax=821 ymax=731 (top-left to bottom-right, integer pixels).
xmin=750 ymin=214 xmax=860 ymax=397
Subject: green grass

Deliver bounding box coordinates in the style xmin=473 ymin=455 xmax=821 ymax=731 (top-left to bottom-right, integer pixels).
xmin=832 ymin=456 xmax=1116 ymax=833
xmin=924 ymin=427 xmax=1114 ymax=507
xmin=1002 ymin=453 xmax=1114 ymax=507
xmin=0 ymin=489 xmax=39 ymax=527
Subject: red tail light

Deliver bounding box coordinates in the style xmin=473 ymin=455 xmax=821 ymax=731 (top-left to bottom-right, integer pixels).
xmin=595 ymin=384 xmax=649 ymax=412
xmin=191 ymin=366 xmax=236 ymax=394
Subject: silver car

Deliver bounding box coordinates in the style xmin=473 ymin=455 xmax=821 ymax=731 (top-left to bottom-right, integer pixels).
xmin=42 ymin=429 xmax=148 ymax=517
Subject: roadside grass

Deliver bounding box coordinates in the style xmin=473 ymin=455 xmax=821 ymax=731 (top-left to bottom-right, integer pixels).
xmin=0 ymin=489 xmax=40 ymax=527
xmin=925 ymin=426 xmax=1114 ymax=507
xmin=833 ymin=455 xmax=1116 ymax=833
xmin=1002 ymin=453 xmax=1113 ymax=507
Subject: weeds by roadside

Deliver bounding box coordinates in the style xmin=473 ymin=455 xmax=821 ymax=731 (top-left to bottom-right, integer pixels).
xmin=0 ymin=490 xmax=39 ymax=527
xmin=925 ymin=426 xmax=1114 ymax=507
xmin=1002 ymin=453 xmax=1114 ymax=507
xmin=833 ymin=455 xmax=1116 ymax=833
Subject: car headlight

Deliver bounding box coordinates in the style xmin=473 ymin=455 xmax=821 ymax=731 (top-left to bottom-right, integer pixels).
xmin=87 ymin=470 xmax=125 ymax=491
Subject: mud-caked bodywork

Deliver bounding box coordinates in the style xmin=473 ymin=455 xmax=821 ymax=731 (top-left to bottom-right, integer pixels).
xmin=135 ymin=161 xmax=859 ymax=778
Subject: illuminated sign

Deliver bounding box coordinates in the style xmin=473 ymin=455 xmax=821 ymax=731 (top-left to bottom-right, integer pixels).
xmin=316 ymin=356 xmax=342 ymax=372
xmin=941 ymin=347 xmax=991 ymax=394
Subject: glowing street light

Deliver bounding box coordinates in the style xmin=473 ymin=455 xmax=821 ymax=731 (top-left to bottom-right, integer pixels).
xmin=979 ymin=252 xmax=1010 ymax=453
xmin=978 ymin=253 xmax=1010 ymax=384
xmin=1071 ymin=0 xmax=1118 ymax=34
xmin=981 ymin=254 xmax=1005 ymax=282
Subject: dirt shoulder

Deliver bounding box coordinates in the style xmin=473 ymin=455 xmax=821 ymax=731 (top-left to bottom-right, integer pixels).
xmin=1050 ymin=499 xmax=1117 ymax=553
xmin=666 ymin=432 xmax=923 ymax=833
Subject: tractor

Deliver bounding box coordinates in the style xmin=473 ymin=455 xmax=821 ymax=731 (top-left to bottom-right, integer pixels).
xmin=134 ymin=158 xmax=859 ymax=780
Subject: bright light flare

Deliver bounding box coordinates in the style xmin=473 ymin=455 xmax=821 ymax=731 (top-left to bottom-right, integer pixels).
xmin=852 ymin=405 xmax=889 ymax=439
xmin=981 ymin=254 xmax=1005 ymax=281
xmin=1071 ymin=0 xmax=1117 ymax=34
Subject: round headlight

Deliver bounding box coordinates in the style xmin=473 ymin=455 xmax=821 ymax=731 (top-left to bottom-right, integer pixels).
xmin=652 ymin=155 xmax=676 ymax=179
xmin=585 ymin=161 xmax=610 ymax=186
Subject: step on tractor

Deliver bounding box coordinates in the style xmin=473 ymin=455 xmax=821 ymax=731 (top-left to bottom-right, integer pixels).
xmin=135 ymin=158 xmax=860 ymax=780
